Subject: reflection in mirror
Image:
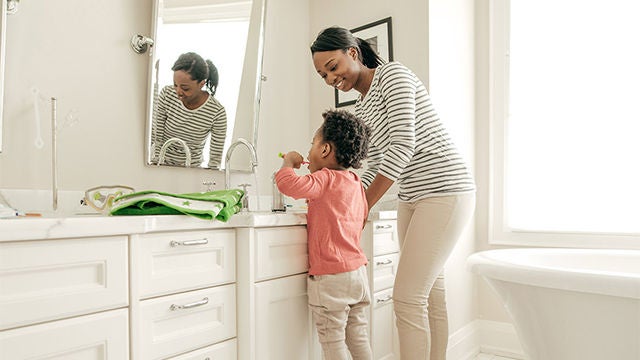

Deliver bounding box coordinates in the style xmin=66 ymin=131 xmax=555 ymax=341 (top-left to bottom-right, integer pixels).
xmin=146 ymin=0 xmax=253 ymax=169
xmin=152 ymin=52 xmax=228 ymax=168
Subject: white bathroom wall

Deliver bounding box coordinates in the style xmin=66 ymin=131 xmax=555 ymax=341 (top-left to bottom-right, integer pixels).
xmin=254 ymin=0 xmax=311 ymax=196
xmin=428 ymin=0 xmax=479 ymax=338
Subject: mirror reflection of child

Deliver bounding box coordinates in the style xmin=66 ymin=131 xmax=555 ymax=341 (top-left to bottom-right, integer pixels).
xmin=276 ymin=109 xmax=373 ymax=360
xmin=152 ymin=52 xmax=227 ymax=168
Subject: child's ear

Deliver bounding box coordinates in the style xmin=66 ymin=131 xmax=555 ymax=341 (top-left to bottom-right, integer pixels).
xmin=321 ymin=142 xmax=331 ymax=158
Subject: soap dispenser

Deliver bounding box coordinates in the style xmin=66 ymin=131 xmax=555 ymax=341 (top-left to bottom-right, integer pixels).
xmin=271 ymin=171 xmax=286 ymax=212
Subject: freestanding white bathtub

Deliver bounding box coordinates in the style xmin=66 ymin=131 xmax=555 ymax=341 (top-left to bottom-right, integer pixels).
xmin=467 ymin=248 xmax=640 ymax=360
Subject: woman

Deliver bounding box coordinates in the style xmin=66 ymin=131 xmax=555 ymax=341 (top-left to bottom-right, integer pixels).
xmin=152 ymin=52 xmax=227 ymax=168
xmin=311 ymin=27 xmax=476 ymax=360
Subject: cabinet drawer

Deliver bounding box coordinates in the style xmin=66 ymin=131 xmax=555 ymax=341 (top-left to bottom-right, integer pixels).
xmin=169 ymin=338 xmax=237 ymax=360
xmin=0 ymin=308 xmax=129 ymax=359
xmin=372 ymin=220 xmax=399 ymax=256
xmin=371 ymin=288 xmax=399 ymax=359
xmin=255 ymin=226 xmax=309 ymax=281
xmin=373 ymin=287 xmax=394 ymax=309
xmin=0 ymin=236 xmax=128 ymax=330
xmin=138 ymin=284 xmax=236 ymax=360
xmin=133 ymin=229 xmax=235 ymax=298
xmin=372 ymin=253 xmax=399 ymax=292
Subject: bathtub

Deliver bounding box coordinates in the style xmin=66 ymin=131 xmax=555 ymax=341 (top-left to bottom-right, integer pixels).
xmin=467 ymin=248 xmax=640 ymax=360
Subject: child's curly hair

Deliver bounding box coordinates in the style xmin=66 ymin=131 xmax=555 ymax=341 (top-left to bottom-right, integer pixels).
xmin=320 ymin=109 xmax=371 ymax=169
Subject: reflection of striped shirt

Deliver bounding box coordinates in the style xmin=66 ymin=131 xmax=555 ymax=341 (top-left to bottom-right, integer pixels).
xmin=355 ymin=62 xmax=475 ymax=202
xmin=152 ymin=85 xmax=227 ymax=168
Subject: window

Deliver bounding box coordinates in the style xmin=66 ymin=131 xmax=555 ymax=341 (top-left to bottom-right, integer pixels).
xmin=489 ymin=0 xmax=640 ymax=248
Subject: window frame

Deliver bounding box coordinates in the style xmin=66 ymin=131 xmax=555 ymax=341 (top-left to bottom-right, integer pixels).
xmin=487 ymin=0 xmax=640 ymax=249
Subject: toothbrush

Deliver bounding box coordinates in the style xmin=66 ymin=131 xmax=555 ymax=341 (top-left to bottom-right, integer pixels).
xmin=278 ymin=152 xmax=310 ymax=165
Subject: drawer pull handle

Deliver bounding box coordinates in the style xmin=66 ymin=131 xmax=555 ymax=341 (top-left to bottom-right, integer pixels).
xmin=170 ymin=297 xmax=209 ymax=311
xmin=376 ymin=259 xmax=393 ymax=266
xmin=375 ymin=224 xmax=392 ymax=230
xmin=170 ymin=238 xmax=208 ymax=247
xmin=376 ymin=295 xmax=393 ymax=304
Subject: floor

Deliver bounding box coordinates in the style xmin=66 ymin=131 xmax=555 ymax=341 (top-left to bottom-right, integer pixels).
xmin=475 ymin=354 xmax=518 ymax=360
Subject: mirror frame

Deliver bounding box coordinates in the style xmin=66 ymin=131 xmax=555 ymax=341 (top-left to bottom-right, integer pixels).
xmin=144 ymin=0 xmax=267 ymax=170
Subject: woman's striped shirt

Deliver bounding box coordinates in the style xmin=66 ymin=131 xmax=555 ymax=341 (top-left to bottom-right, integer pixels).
xmin=355 ymin=62 xmax=475 ymax=202
xmin=152 ymin=85 xmax=227 ymax=168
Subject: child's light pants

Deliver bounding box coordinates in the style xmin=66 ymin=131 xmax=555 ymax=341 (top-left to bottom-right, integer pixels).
xmin=395 ymin=193 xmax=476 ymax=360
xmin=308 ymin=265 xmax=373 ymax=360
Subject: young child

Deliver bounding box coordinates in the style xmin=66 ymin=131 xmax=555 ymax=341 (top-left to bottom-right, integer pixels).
xmin=275 ymin=109 xmax=373 ymax=360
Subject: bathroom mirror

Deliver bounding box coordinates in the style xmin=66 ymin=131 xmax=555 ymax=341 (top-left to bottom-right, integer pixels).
xmin=0 ymin=0 xmax=7 ymax=153
xmin=145 ymin=0 xmax=266 ymax=170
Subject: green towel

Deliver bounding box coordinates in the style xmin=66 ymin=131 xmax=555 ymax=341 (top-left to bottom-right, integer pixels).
xmin=109 ymin=189 xmax=244 ymax=221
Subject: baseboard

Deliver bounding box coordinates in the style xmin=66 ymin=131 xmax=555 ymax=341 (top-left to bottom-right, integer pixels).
xmin=447 ymin=320 xmax=481 ymax=360
xmin=447 ymin=319 xmax=526 ymax=360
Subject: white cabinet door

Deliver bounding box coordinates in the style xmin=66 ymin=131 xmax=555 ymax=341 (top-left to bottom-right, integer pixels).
xmin=137 ymin=284 xmax=236 ymax=360
xmin=254 ymin=226 xmax=309 ymax=281
xmin=0 ymin=308 xmax=129 ymax=359
xmin=254 ymin=273 xmax=317 ymax=360
xmin=372 ymin=253 xmax=399 ymax=292
xmin=371 ymin=288 xmax=399 ymax=360
xmin=0 ymin=236 xmax=128 ymax=330
xmin=371 ymin=220 xmax=399 ymax=256
xmin=361 ymin=220 xmax=399 ymax=259
xmin=133 ymin=229 xmax=235 ymax=298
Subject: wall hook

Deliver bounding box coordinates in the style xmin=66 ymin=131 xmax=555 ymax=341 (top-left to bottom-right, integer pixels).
xmin=130 ymin=34 xmax=154 ymax=55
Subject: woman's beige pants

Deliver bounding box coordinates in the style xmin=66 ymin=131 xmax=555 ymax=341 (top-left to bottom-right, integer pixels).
xmin=394 ymin=193 xmax=475 ymax=360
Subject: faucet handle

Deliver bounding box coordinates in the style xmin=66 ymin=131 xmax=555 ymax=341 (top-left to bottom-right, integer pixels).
xmin=237 ymin=183 xmax=251 ymax=211
xmin=202 ymin=180 xmax=216 ymax=192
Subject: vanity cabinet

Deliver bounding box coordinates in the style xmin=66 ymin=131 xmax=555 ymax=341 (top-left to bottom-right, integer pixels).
xmin=362 ymin=218 xmax=401 ymax=360
xmin=0 ymin=236 xmax=130 ymax=359
xmin=237 ymin=225 xmax=321 ymax=360
xmin=1 ymin=212 xmax=403 ymax=360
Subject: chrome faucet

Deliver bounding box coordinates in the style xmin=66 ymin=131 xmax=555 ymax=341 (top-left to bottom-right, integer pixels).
xmin=158 ymin=137 xmax=192 ymax=167
xmin=225 ymin=138 xmax=258 ymax=190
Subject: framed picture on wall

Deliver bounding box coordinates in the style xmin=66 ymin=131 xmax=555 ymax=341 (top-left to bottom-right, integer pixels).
xmin=335 ymin=17 xmax=394 ymax=108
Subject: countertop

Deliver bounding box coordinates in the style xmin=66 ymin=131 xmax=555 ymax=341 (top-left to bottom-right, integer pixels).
xmin=0 ymin=211 xmax=308 ymax=242
xmin=0 ymin=209 xmax=397 ymax=242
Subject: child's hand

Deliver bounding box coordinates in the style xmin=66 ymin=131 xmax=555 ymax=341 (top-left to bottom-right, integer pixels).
xmin=281 ymin=151 xmax=305 ymax=169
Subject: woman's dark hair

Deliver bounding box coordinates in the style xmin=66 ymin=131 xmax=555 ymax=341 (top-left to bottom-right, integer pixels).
xmin=320 ymin=109 xmax=371 ymax=169
xmin=172 ymin=52 xmax=219 ymax=95
xmin=310 ymin=26 xmax=384 ymax=69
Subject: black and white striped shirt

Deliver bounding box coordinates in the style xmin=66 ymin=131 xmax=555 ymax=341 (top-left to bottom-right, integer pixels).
xmin=355 ymin=62 xmax=475 ymax=202
xmin=152 ymin=85 xmax=227 ymax=168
